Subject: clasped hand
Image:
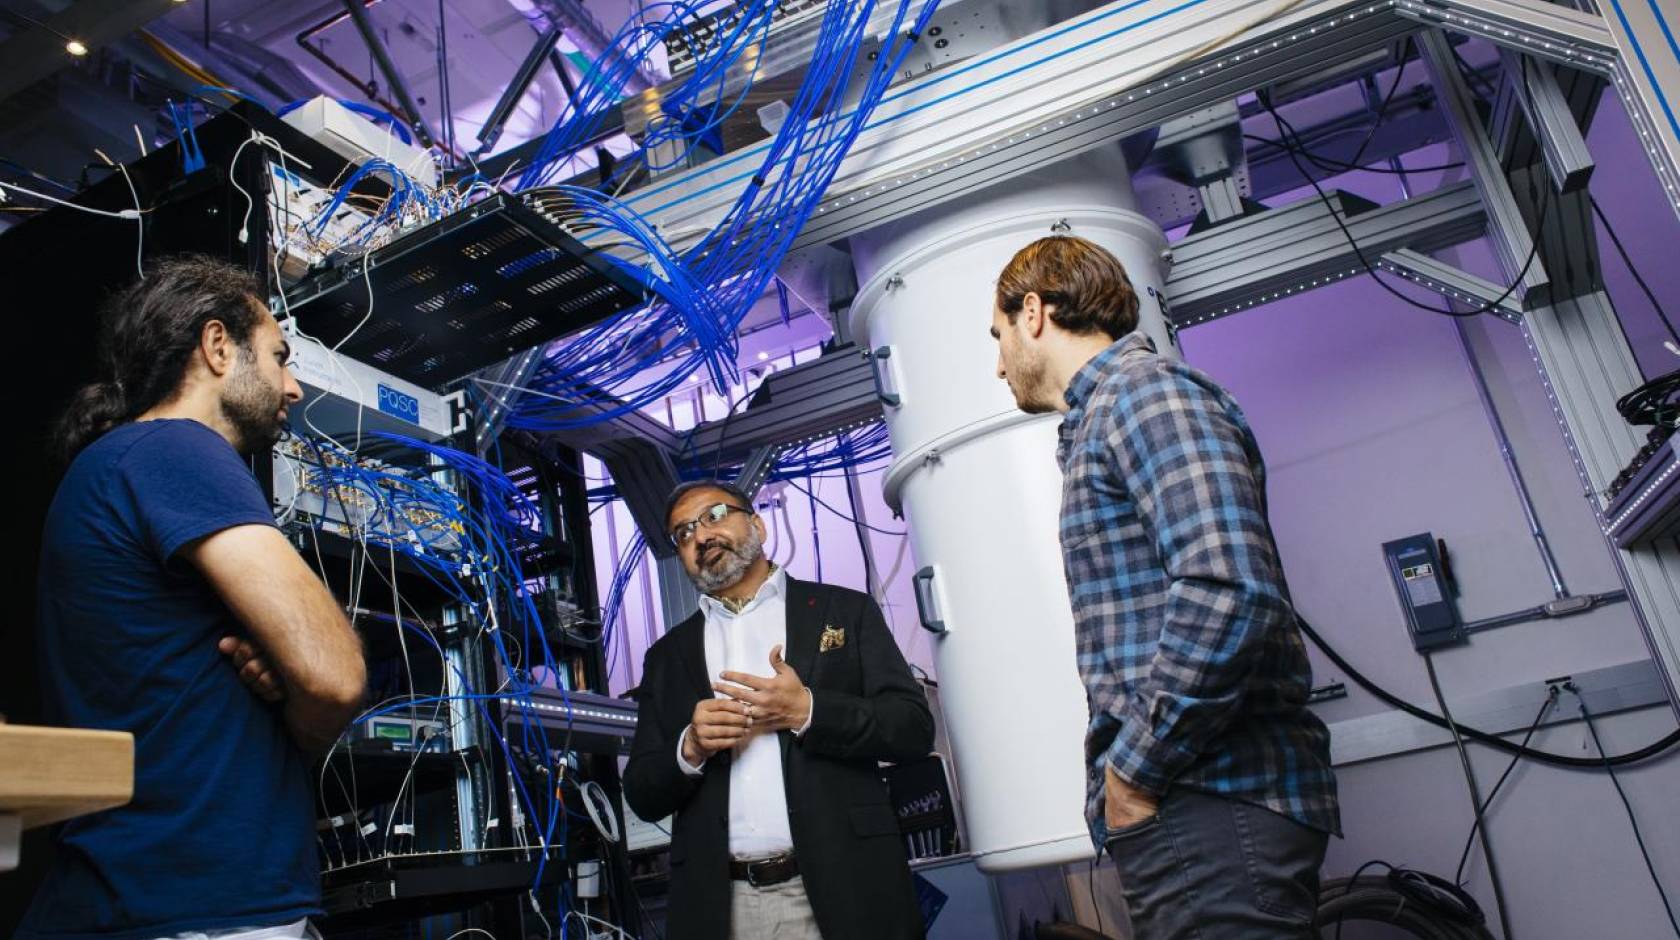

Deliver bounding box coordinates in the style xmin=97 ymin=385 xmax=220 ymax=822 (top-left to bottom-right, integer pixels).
xmin=684 ymin=645 xmax=811 ymax=764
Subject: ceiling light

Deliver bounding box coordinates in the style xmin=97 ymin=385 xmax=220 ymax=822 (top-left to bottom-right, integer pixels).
xmin=65 ymin=39 xmax=88 ymax=56
xmin=756 ymin=352 xmax=769 ymax=361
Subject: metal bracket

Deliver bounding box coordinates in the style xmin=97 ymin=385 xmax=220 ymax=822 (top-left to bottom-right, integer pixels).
xmin=1499 ymin=49 xmax=1594 ymax=192
xmin=340 ymin=0 xmax=435 ymax=148
xmin=1166 ymin=182 xmax=1489 ymax=327
xmin=1377 ymin=248 xmax=1526 ymax=321
xmin=868 ymin=346 xmax=903 ymax=408
xmin=472 ymin=347 xmax=545 ymax=456
xmin=1392 ymin=0 xmax=1618 ymax=68
xmin=596 ymin=438 xmax=683 ymax=560
xmin=478 ymin=26 xmax=565 ymax=154
xmin=1418 ymin=29 xmax=1549 ymax=303
xmin=735 ymin=445 xmax=784 ymax=499
xmin=913 ymin=567 xmax=947 ymax=634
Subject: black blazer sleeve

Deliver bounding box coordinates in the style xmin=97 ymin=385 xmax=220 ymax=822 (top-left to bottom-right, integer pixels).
xmin=799 ymin=592 xmax=933 ymax=764
xmin=622 ymin=638 xmax=703 ymax=822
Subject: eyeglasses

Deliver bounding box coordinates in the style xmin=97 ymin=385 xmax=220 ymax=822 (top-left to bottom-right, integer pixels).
xmin=669 ymin=502 xmax=751 ymax=547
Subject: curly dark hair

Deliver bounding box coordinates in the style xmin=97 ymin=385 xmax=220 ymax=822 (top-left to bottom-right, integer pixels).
xmin=51 ymin=255 xmax=265 ymax=464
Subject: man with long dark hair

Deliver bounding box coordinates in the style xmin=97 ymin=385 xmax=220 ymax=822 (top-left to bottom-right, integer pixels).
xmin=18 ymin=256 xmax=365 ymax=939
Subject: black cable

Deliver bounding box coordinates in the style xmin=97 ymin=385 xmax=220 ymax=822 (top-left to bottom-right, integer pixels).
xmin=1244 ymin=133 xmax=1467 ymax=174
xmin=1455 ymin=687 xmax=1557 ymax=885
xmin=1425 ymin=652 xmax=1514 ymax=940
xmin=1258 ymin=90 xmax=1544 ymax=320
xmin=702 ymin=383 xmax=761 ymax=483
xmin=839 ymin=439 xmax=879 ymax=595
xmin=1570 ymin=684 xmax=1680 ymax=938
xmin=1324 ymin=862 xmax=1494 ymax=940
xmin=1450 ymin=45 xmax=1503 ymax=105
xmin=1589 ymin=194 xmax=1680 ymax=348
xmin=1334 ymin=858 xmax=1400 ymax=940
xmin=1614 ymin=367 xmax=1680 ymax=429
xmin=785 ymin=477 xmax=907 ymax=537
xmin=1088 ymin=858 xmax=1103 ymax=937
xmin=1295 ymin=614 xmax=1680 ymax=768
xmin=1351 ymin=37 xmax=1414 ymax=168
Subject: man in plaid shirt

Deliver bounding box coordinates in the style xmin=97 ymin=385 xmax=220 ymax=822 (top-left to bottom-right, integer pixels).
xmin=987 ymin=236 xmax=1338 ymax=939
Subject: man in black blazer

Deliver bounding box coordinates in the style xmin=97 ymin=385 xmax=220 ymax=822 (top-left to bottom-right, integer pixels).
xmin=624 ymin=480 xmax=933 ymax=940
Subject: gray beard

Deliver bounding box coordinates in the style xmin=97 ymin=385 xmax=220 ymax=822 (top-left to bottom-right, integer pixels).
xmin=692 ymin=525 xmax=766 ymax=594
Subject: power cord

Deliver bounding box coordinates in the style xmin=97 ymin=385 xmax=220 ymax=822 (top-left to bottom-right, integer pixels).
xmin=1455 ymin=687 xmax=1557 ymax=885
xmin=1323 ymin=862 xmax=1495 ymax=939
xmin=1613 ymin=367 xmax=1680 ymax=430
xmin=1256 ymin=89 xmax=1545 ymax=320
xmin=1568 ymin=682 xmax=1680 ymax=938
xmin=1424 ymin=652 xmax=1514 ymax=940
xmin=1295 ymin=614 xmax=1680 ymax=768
xmin=1088 ymin=857 xmax=1103 ymax=937
xmin=1590 ymin=194 xmax=1680 ymax=350
xmin=1244 ymin=133 xmax=1466 ymax=175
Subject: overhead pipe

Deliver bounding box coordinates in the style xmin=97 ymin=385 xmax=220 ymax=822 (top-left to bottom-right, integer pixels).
xmin=476 ymin=25 xmax=564 ymax=156
xmin=338 ymin=0 xmax=434 ymax=148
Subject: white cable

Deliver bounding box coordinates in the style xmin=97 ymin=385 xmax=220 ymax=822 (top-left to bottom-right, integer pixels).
xmin=115 ymin=163 xmax=144 ymax=280
xmin=292 ymin=258 xmax=373 ymax=454
xmin=0 ymin=179 xmax=140 ymax=218
xmin=567 ymin=910 xmax=633 ymax=940
xmin=229 ymin=134 xmax=260 ymax=245
xmin=236 ymin=128 xmax=367 ymax=457
xmin=580 ymin=779 xmax=620 ymax=843
xmin=273 ymin=447 xmax=306 ymax=527
xmin=376 ymin=540 xmax=425 ymax=852
xmin=779 ymin=500 xmax=798 ymax=571
xmin=876 ymin=529 xmax=912 ymax=612
xmin=91 ymin=148 xmax=144 ymax=280
xmin=529 ymin=891 xmax=555 ymax=939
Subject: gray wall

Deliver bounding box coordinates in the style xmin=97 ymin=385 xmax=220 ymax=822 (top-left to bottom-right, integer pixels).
xmin=1167 ymin=91 xmax=1680 ymax=938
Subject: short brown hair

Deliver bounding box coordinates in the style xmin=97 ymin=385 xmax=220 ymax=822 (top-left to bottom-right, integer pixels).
xmin=995 ymin=235 xmax=1140 ymax=340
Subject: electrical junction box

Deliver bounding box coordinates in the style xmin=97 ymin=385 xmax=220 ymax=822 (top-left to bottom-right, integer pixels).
xmin=283 ymin=329 xmax=461 ymax=442
xmin=279 ymin=95 xmax=437 ymax=189
xmin=1381 ymin=533 xmax=1465 ymax=651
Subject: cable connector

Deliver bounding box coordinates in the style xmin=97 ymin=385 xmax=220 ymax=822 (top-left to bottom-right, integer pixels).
xmin=1543 ymin=595 xmax=1595 ymax=617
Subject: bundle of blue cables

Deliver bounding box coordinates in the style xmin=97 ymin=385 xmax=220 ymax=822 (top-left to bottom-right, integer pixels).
xmin=502 ymin=0 xmax=942 ymax=433
xmin=287 ymin=432 xmax=586 ymax=888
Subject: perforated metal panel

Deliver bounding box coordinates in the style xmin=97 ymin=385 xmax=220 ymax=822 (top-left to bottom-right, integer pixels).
xmin=283 ymin=193 xmax=646 ymax=390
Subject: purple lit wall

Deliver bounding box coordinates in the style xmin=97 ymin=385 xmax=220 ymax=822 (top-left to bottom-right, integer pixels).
xmin=1176 ymin=89 xmax=1680 ymax=938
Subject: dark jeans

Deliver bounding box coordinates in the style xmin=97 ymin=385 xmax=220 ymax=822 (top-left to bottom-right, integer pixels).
xmin=1102 ymin=788 xmax=1328 ymax=940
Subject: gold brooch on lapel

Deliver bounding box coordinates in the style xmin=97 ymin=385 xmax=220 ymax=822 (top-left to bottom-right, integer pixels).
xmin=819 ymin=625 xmax=846 ymax=653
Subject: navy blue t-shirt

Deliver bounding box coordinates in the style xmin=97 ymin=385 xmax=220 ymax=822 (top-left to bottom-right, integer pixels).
xmin=20 ymin=419 xmax=321 ymax=939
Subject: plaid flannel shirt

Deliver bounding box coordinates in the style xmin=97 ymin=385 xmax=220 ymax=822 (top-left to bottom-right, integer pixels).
xmin=1058 ymin=332 xmax=1340 ymax=843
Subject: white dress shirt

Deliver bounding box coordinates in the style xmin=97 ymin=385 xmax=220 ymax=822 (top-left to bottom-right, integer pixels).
xmin=675 ymin=566 xmax=814 ymax=859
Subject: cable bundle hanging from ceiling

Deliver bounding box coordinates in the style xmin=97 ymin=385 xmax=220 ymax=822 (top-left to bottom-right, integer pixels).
xmin=505 ymin=0 xmax=942 ymax=432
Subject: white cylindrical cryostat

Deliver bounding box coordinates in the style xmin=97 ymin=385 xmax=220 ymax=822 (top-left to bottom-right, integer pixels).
xmin=849 ymin=145 xmax=1172 ymax=872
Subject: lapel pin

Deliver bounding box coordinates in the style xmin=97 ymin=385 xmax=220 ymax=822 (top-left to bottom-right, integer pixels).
xmin=819 ymin=625 xmax=846 ymax=653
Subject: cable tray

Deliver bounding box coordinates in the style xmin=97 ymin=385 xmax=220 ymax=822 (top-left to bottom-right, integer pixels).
xmin=282 ymin=192 xmax=646 ymax=389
